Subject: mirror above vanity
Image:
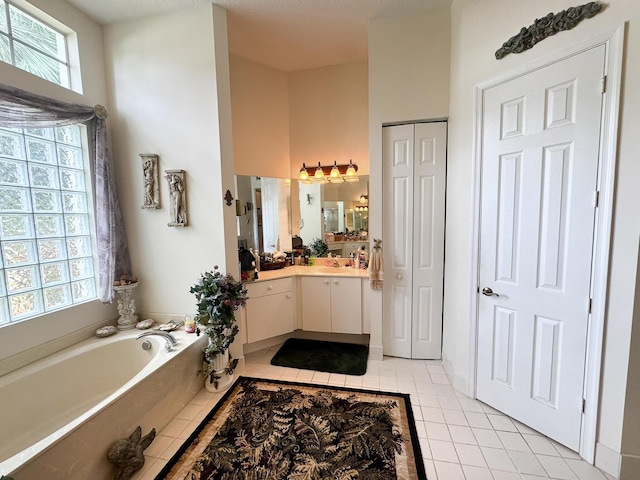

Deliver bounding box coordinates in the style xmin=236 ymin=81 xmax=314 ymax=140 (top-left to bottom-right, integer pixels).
xmin=235 ymin=176 xmax=291 ymax=254
xmin=235 ymin=175 xmax=368 ymax=257
xmin=298 ymin=178 xmax=368 ymax=258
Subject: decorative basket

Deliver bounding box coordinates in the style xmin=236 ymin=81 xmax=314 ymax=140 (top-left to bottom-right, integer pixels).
xmin=261 ymin=260 xmax=287 ymax=271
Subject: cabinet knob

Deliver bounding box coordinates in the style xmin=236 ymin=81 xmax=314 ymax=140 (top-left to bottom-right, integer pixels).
xmin=267 ymin=285 xmax=273 ymax=290
xmin=286 ymin=294 xmax=291 ymax=299
xmin=324 ymin=280 xmax=330 ymax=284
xmin=333 ymin=280 xmax=339 ymax=285
xmin=396 ymin=274 xmax=402 ymax=280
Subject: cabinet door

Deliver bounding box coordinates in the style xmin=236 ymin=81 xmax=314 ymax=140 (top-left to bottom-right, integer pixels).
xmin=330 ymin=277 xmax=362 ymax=334
xmin=301 ymin=277 xmax=331 ymax=332
xmin=246 ymin=291 xmax=294 ymax=343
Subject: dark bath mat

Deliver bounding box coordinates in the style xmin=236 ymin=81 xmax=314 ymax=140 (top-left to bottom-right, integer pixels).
xmin=270 ymin=338 xmax=368 ymax=375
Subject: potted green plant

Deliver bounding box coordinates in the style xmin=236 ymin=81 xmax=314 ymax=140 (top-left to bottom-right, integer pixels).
xmin=309 ymin=237 xmax=328 ymax=257
xmin=189 ymin=266 xmax=248 ymax=391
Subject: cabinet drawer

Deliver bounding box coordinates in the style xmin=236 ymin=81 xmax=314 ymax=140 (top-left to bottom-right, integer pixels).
xmin=246 ymin=277 xmax=292 ymax=298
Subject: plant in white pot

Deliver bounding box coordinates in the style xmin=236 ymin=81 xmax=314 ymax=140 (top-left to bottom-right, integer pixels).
xmin=190 ymin=266 xmax=248 ymax=392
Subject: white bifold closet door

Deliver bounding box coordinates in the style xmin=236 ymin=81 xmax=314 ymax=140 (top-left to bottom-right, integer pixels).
xmin=382 ymin=122 xmax=447 ymax=359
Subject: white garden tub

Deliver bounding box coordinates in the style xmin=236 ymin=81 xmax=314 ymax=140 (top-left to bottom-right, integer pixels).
xmin=0 ymin=328 xmax=206 ymax=479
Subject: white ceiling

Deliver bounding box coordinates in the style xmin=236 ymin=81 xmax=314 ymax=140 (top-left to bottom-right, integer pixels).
xmin=63 ymin=0 xmax=450 ymax=72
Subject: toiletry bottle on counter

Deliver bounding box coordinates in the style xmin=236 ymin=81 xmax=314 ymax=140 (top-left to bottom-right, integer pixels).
xmin=358 ymin=245 xmax=368 ymax=269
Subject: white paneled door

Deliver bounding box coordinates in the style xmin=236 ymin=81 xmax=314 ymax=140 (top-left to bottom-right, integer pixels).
xmin=477 ymin=45 xmax=606 ymax=450
xmin=383 ymin=122 xmax=447 ymax=359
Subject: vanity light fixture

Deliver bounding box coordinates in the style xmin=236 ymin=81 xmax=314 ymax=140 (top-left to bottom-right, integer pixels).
xmin=298 ymin=163 xmax=314 ymax=184
xmin=314 ymin=162 xmax=328 ymax=184
xmin=297 ymin=160 xmax=359 ymax=184
xmin=355 ymin=193 xmax=368 ymax=212
xmin=328 ymin=161 xmax=344 ymax=184
xmin=344 ymin=159 xmax=359 ymax=183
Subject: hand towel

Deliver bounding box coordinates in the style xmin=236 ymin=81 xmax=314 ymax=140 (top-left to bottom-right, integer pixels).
xmin=368 ymin=248 xmax=384 ymax=290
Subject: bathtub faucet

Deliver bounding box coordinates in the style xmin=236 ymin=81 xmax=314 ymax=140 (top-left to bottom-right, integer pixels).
xmin=136 ymin=331 xmax=177 ymax=352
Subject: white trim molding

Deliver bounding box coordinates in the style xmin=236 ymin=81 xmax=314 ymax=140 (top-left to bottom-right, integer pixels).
xmin=469 ymin=25 xmax=624 ymax=465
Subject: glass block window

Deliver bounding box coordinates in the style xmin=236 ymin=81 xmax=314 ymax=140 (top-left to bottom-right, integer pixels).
xmin=0 ymin=1 xmax=71 ymax=88
xmin=0 ymin=125 xmax=96 ymax=324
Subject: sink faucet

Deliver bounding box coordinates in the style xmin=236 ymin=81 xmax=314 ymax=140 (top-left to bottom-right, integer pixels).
xmin=136 ymin=331 xmax=177 ymax=352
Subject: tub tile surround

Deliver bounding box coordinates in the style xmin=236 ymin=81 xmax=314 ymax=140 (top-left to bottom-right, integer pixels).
xmin=0 ymin=318 xmax=116 ymax=377
xmin=8 ymin=330 xmax=206 ymax=480
xmin=133 ymin=345 xmax=616 ymax=480
xmin=0 ymin=312 xmax=193 ymax=378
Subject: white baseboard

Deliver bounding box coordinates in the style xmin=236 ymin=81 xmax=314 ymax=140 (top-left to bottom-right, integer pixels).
xmin=369 ymin=344 xmax=383 ymax=361
xmin=595 ymin=442 xmax=621 ymax=478
xmin=441 ymin=355 xmax=470 ymax=396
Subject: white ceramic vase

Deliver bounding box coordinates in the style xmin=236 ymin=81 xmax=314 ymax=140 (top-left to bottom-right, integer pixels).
xmin=204 ymin=349 xmax=234 ymax=392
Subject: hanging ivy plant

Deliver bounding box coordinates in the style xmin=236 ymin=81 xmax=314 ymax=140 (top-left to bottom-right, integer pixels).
xmin=189 ymin=266 xmax=248 ymax=381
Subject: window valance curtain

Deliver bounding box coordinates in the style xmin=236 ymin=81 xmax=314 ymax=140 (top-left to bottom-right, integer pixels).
xmin=0 ymin=84 xmax=131 ymax=303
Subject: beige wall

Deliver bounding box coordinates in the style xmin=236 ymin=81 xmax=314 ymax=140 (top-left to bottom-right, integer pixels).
xmin=230 ymin=56 xmax=290 ymax=178
xmin=288 ymin=61 xmax=369 ymax=178
xmin=446 ymin=0 xmax=640 ymax=476
xmin=103 ymin=6 xmax=237 ymax=325
xmin=231 ymin=59 xmax=369 ymax=182
xmin=0 ymin=0 xmax=116 ymax=367
xmin=368 ymin=7 xmax=451 ymax=359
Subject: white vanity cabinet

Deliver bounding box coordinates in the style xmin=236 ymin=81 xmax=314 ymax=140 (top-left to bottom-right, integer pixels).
xmin=244 ymin=278 xmax=295 ymax=343
xmin=301 ymin=276 xmax=362 ymax=334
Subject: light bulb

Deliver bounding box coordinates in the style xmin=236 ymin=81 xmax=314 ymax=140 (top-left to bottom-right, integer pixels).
xmin=344 ymin=159 xmax=359 ymax=182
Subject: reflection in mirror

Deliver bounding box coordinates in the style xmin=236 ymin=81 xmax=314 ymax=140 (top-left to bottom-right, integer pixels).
xmin=298 ymin=177 xmax=369 ymax=257
xmin=235 ymin=176 xmax=292 ymax=254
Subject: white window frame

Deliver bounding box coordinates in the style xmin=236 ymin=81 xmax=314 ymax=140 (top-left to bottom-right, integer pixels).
xmin=0 ymin=0 xmax=73 ymax=89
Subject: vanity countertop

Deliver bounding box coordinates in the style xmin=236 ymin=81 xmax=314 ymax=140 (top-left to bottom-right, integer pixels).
xmin=249 ymin=264 xmax=368 ymax=283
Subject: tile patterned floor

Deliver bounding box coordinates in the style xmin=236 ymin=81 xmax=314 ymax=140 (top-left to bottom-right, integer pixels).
xmin=133 ymin=344 xmax=616 ymax=480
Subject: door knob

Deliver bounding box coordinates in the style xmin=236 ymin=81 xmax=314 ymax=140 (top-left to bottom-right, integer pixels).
xmin=482 ymin=287 xmax=499 ymax=297
xmin=396 ymin=274 xmax=402 ymax=280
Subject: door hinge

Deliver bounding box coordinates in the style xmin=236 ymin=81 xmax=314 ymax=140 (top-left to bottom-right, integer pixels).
xmin=582 ymin=398 xmax=586 ymax=413
xmin=593 ymin=191 xmax=600 ymax=208
xmin=588 ymin=298 xmax=593 ymax=314
xmin=601 ymin=75 xmax=607 ymax=94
